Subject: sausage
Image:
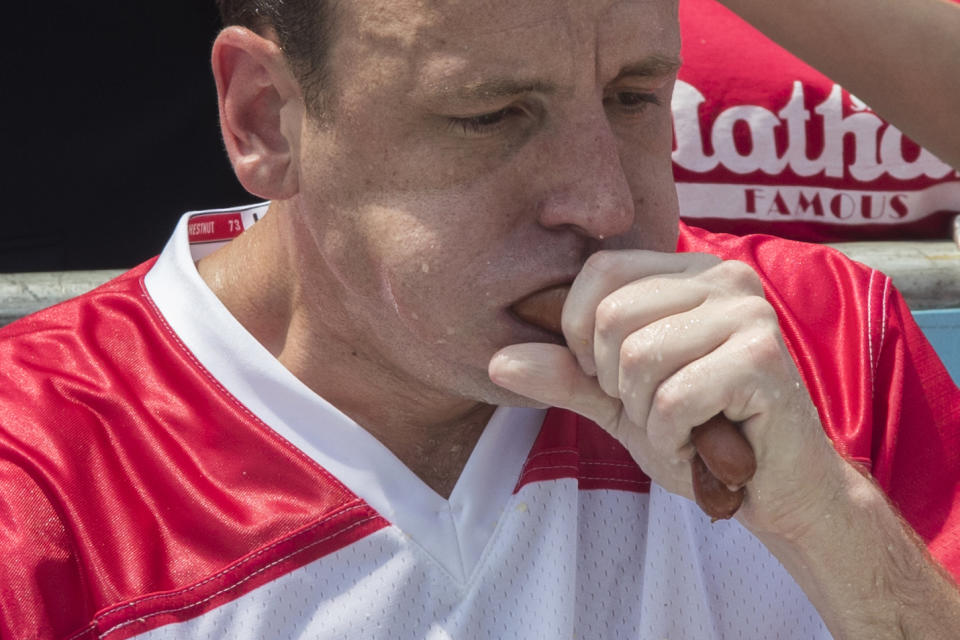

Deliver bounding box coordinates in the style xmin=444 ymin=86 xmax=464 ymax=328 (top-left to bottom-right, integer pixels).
xmin=690 ymin=415 xmax=756 ymax=521
xmin=691 ymin=453 xmax=745 ymax=521
xmin=512 ymin=285 xmax=569 ymax=336
xmin=690 ymin=415 xmax=756 ymax=488
xmin=512 ymin=285 xmax=757 ymax=520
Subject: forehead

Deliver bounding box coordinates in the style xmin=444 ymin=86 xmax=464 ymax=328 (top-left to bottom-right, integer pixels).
xmin=331 ymin=0 xmax=680 ymax=94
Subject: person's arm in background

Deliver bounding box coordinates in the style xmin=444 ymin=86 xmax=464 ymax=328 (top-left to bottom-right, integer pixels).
xmin=718 ymin=0 xmax=960 ymax=170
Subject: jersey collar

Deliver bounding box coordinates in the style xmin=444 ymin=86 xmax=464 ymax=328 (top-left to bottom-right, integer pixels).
xmin=144 ymin=204 xmax=545 ymax=583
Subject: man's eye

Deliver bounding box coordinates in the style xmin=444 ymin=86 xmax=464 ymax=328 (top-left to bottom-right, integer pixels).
xmin=607 ymin=91 xmax=661 ymax=112
xmin=447 ymin=107 xmax=517 ymax=136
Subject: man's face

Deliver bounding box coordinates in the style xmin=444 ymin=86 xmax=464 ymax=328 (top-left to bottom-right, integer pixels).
xmin=289 ymin=0 xmax=681 ymax=407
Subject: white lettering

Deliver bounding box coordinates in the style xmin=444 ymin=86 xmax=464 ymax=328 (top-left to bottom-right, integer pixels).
xmin=711 ymin=106 xmax=787 ymax=175
xmin=188 ymin=221 xmax=216 ymax=236
xmin=677 ymin=182 xmax=960 ymax=225
xmin=813 ymin=85 xmax=883 ymax=180
xmin=671 ymin=82 xmax=719 ymax=172
xmin=777 ymin=81 xmax=820 ymax=177
xmin=672 ymin=80 xmax=960 ymax=183
xmin=879 ymin=126 xmax=955 ymax=180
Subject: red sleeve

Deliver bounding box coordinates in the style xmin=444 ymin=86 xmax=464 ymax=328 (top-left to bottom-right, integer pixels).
xmin=0 ymin=267 xmax=388 ymax=639
xmin=678 ymin=224 xmax=960 ymax=581
xmin=0 ymin=459 xmax=89 ymax=639
xmin=869 ymin=287 xmax=960 ymax=578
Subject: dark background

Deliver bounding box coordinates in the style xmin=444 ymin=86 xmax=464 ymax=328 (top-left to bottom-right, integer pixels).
xmin=2 ymin=2 xmax=255 ymax=272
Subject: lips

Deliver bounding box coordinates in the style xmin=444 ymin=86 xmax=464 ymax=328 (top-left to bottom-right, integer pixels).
xmin=511 ymin=284 xmax=570 ymax=335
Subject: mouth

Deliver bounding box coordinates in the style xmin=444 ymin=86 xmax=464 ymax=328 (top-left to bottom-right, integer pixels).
xmin=510 ymin=284 xmax=571 ymax=337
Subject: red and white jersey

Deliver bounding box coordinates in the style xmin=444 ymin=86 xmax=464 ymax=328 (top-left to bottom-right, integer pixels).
xmin=1 ymin=204 xmax=958 ymax=639
xmin=675 ymin=0 xmax=960 ymax=241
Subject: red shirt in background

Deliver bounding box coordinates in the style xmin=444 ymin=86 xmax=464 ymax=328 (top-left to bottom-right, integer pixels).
xmin=674 ymin=0 xmax=960 ymax=241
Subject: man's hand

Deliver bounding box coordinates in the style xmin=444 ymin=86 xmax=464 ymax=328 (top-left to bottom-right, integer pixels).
xmin=491 ymin=249 xmax=960 ymax=638
xmin=490 ymin=250 xmax=841 ymax=536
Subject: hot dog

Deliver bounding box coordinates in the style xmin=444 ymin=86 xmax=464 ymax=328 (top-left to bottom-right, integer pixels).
xmin=512 ymin=284 xmax=569 ymax=336
xmin=690 ymin=415 xmax=756 ymax=521
xmin=512 ymin=285 xmax=757 ymax=520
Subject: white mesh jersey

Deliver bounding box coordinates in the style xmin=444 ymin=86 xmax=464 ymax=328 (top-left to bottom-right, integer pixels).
xmin=136 ymin=486 xmax=826 ymax=640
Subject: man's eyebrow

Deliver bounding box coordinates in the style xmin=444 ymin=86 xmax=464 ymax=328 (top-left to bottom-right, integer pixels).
xmin=434 ymin=55 xmax=680 ymax=102
xmin=610 ymin=55 xmax=683 ymax=81
xmin=443 ymin=78 xmax=559 ymax=102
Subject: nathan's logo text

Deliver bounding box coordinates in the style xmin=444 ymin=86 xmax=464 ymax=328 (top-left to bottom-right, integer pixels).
xmin=745 ymin=187 xmax=908 ymax=220
xmin=672 ymin=81 xmax=956 ymax=182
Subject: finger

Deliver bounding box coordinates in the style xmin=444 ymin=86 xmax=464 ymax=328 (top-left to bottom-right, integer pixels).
xmin=613 ymin=300 xmax=744 ymax=446
xmin=593 ymin=280 xmax=711 ymax=399
xmin=645 ymin=312 xmax=787 ymax=458
xmin=584 ymin=260 xmax=770 ymax=450
xmin=562 ymin=250 xmax=719 ymax=377
xmin=488 ymin=343 xmax=622 ymax=429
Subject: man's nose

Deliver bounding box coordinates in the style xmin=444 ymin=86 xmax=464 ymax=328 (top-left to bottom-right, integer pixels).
xmin=535 ymin=112 xmax=636 ymax=240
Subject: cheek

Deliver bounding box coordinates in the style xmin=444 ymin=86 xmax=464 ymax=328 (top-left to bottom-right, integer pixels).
xmin=353 ymin=198 xmax=513 ymax=331
xmin=298 ymin=131 xmax=536 ymax=336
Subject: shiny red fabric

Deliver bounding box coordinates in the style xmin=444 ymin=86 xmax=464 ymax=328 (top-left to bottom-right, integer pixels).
xmin=1 ymin=226 xmax=958 ymax=638
xmin=518 ymin=225 xmax=960 ymax=580
xmin=0 ymin=262 xmax=387 ymax=639
xmin=682 ymin=224 xmax=960 ymax=573
xmin=528 ymin=224 xmax=960 ymax=582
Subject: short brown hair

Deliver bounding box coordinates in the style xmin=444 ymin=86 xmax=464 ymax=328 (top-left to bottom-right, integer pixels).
xmin=216 ymin=0 xmax=338 ymax=113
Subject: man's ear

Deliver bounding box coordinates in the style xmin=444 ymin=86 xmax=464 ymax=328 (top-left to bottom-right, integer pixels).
xmin=212 ymin=26 xmax=303 ymax=200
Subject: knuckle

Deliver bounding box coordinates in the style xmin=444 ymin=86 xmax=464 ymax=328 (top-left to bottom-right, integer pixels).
xmin=742 ymin=329 xmax=786 ymax=368
xmin=594 ymin=296 xmax=627 ymax=339
xmin=733 ymin=294 xmax=775 ymax=321
xmin=619 ymin=331 xmax=657 ymax=371
xmin=714 ymin=259 xmax=764 ymax=294
xmin=651 ymin=381 xmax=687 ymax=427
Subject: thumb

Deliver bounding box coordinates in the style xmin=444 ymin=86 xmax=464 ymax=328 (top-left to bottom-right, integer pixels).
xmin=489 ymin=343 xmax=622 ymax=428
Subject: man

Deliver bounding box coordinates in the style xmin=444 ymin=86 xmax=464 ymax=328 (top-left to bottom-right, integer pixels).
xmin=1 ymin=1 xmax=958 ymax=638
